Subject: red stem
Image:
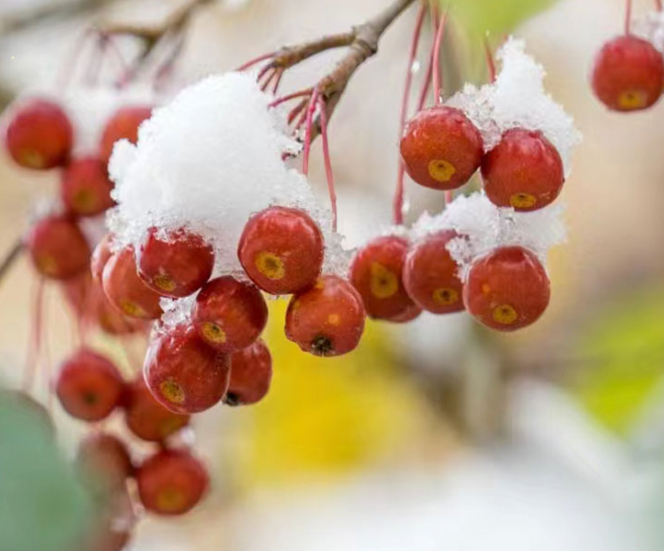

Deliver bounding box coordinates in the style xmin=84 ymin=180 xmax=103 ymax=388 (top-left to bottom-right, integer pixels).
xmin=393 ymin=3 xmax=427 ymax=225
xmin=269 ymin=88 xmax=313 ymax=108
xmin=236 ymin=52 xmax=275 ymax=71
xmin=272 ymin=69 xmax=284 ymax=94
xmin=261 ymin=69 xmax=279 ymax=91
xmin=431 ymin=11 xmax=448 ymax=104
xmin=23 ymin=278 xmax=44 ymax=393
xmin=288 ymin=98 xmax=309 ymax=125
xmin=625 ymin=0 xmax=632 ymax=35
xmin=484 ymin=36 xmax=497 ymax=83
xmin=318 ymin=96 xmax=338 ymax=231
xmin=302 ymin=88 xmax=320 ymax=175
xmin=657 ymin=0 xmax=663 ymax=11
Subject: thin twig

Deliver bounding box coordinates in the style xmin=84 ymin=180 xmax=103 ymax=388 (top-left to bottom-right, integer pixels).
xmin=318 ymin=96 xmax=338 ymax=231
xmin=625 ymin=0 xmax=633 ymax=35
xmin=0 ymin=240 xmax=22 ymax=286
xmin=484 ymin=36 xmax=497 ymax=83
xmin=432 ymin=11 xmax=448 ymax=104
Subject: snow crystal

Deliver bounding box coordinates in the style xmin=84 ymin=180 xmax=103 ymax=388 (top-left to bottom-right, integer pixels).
xmin=411 ymin=192 xmax=567 ymax=280
xmin=634 ymin=10 xmax=664 ymax=53
xmin=108 ymin=72 xmax=345 ymax=292
xmin=447 ymin=38 xmax=581 ymax=177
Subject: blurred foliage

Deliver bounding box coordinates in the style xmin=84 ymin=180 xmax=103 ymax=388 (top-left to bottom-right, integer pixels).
xmin=0 ymin=393 xmax=91 ymax=551
xmin=225 ymin=300 xmax=435 ymax=490
xmin=435 ymin=0 xmax=560 ymax=37
xmin=571 ymin=285 xmax=664 ymax=435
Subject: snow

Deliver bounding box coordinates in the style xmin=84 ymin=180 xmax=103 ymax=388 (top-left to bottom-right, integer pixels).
xmin=634 ymin=10 xmax=664 ymax=53
xmin=107 ymin=72 xmax=345 ymax=289
xmin=411 ymin=193 xmax=567 ymax=280
xmin=447 ymin=38 xmax=581 ymax=177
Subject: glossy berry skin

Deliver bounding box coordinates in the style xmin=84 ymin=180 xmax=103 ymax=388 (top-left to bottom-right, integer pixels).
xmin=61 ymin=157 xmax=115 ymax=217
xmin=91 ymin=234 xmax=114 ymax=282
xmin=464 ymin=246 xmax=550 ymax=332
xmin=136 ymin=448 xmax=209 ymax=516
xmin=78 ymin=489 xmax=136 ymax=551
xmin=102 ymin=246 xmax=163 ymax=320
xmin=225 ymin=340 xmax=273 ymax=406
xmin=144 ymin=324 xmax=231 ymax=414
xmin=238 ymin=206 xmax=324 ymax=295
xmin=592 ymin=35 xmax=664 ymax=112
xmin=285 ymin=275 xmax=366 ymax=356
xmin=124 ymin=378 xmax=190 ymax=442
xmin=55 ymin=348 xmax=124 ymax=422
xmin=403 ymin=230 xmax=465 ymax=314
xmin=100 ymin=106 xmax=152 ymax=164
xmin=5 ymin=99 xmax=73 ymax=170
xmin=400 ymin=105 xmax=484 ymax=190
xmin=137 ymin=227 xmax=214 ymax=298
xmin=77 ymin=433 xmax=133 ymax=494
xmin=349 ymin=235 xmax=418 ymax=322
xmin=481 ymin=129 xmax=564 ymax=211
xmin=26 ymin=215 xmax=90 ymax=280
xmin=192 ymin=276 xmax=268 ymax=353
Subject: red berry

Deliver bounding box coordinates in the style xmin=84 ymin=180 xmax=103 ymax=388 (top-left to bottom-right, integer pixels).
xmin=144 ymin=324 xmax=230 ymax=414
xmin=55 ymin=348 xmax=124 ymax=422
xmin=124 ymin=378 xmax=190 ymax=442
xmin=5 ymin=99 xmax=73 ymax=170
xmin=61 ymin=157 xmax=115 ymax=217
xmin=481 ymin=128 xmax=564 ymax=211
xmin=592 ymin=35 xmax=664 ymax=112
xmin=225 ymin=339 xmax=273 ymax=405
xmin=26 ymin=214 xmax=90 ymax=280
xmin=77 ymin=433 xmax=133 ymax=494
xmin=81 ymin=489 xmax=135 ymax=551
xmin=99 ymin=106 xmax=152 ymax=164
xmin=137 ymin=227 xmax=214 ymax=298
xmin=136 ymin=448 xmax=209 ymax=516
xmin=403 ymin=230 xmax=465 ymax=314
xmin=91 ymin=234 xmax=114 ymax=282
xmin=285 ymin=275 xmax=366 ymax=356
xmin=400 ymin=105 xmax=484 ymax=190
xmin=238 ymin=206 xmax=324 ymax=295
xmin=192 ymin=276 xmax=268 ymax=352
xmin=102 ymin=246 xmax=163 ymax=320
xmin=349 ymin=235 xmax=418 ymax=322
xmin=463 ymin=246 xmax=550 ymax=331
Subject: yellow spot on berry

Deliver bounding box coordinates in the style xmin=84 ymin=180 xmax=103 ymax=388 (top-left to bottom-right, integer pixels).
xmin=200 ymin=322 xmax=226 ymax=344
xmin=314 ymin=279 xmax=325 ymax=290
xmin=432 ymin=287 xmax=459 ymax=306
xmin=618 ymin=90 xmax=647 ymax=110
xmin=370 ymin=263 xmax=398 ymax=299
xmin=121 ymin=301 xmax=146 ymax=318
xmin=481 ymin=284 xmax=491 ymax=296
xmin=510 ymin=192 xmax=537 ymax=209
xmin=492 ymin=304 xmax=518 ymax=325
xmin=154 ymin=273 xmax=176 ymax=292
xmin=72 ymin=189 xmax=97 ymax=213
xmin=36 ymin=255 xmax=58 ymax=276
xmin=160 ymin=417 xmax=187 ymax=438
xmin=160 ymin=378 xmax=185 ymax=405
xmin=428 ymin=159 xmax=457 ymax=183
xmin=328 ymin=313 xmax=341 ymax=326
xmin=156 ymin=487 xmax=187 ymax=513
xmin=20 ymin=150 xmax=45 ymax=169
xmin=255 ymin=251 xmax=285 ymax=280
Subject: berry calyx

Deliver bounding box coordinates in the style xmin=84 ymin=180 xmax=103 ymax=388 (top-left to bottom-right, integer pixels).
xmin=225 ymin=339 xmax=272 ymax=406
xmin=5 ymin=99 xmax=73 ymax=170
xmin=192 ymin=276 xmax=268 ymax=353
xmin=25 ymin=215 xmax=90 ymax=280
xmin=61 ymin=157 xmax=115 ymax=216
xmin=144 ymin=324 xmax=230 ymax=414
xmin=592 ymin=35 xmax=664 ymax=112
xmin=136 ymin=448 xmax=209 ymax=516
xmin=55 ymin=348 xmax=125 ymax=422
xmin=91 ymin=234 xmax=114 ymax=282
xmin=137 ymin=227 xmax=214 ymax=298
xmin=77 ymin=433 xmax=133 ymax=495
xmin=481 ymin=128 xmax=564 ymax=211
xmin=285 ymin=275 xmax=366 ymax=356
xmin=403 ymin=230 xmax=465 ymax=314
xmin=349 ymin=235 xmax=418 ymax=321
xmin=124 ymin=378 xmax=190 ymax=442
xmin=99 ymin=105 xmax=152 ymax=164
xmin=463 ymin=246 xmax=550 ymax=331
xmin=102 ymin=246 xmax=163 ymax=320
xmin=400 ymin=105 xmax=484 ymax=190
xmin=238 ymin=206 xmax=324 ymax=295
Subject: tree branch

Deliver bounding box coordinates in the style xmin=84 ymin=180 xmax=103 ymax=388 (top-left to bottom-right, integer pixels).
xmin=0 ymin=240 xmax=23 ymax=287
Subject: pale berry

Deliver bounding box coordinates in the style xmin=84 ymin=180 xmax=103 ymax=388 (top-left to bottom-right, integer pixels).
xmin=61 ymin=157 xmax=115 ymax=216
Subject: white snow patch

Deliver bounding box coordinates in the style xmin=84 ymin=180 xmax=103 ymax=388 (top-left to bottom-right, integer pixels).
xmin=634 ymin=10 xmax=664 ymax=53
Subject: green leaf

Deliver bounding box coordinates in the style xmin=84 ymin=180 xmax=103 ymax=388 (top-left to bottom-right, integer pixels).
xmin=0 ymin=394 xmax=92 ymax=551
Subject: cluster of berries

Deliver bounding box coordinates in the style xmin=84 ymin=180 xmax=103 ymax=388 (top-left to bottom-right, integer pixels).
xmin=592 ymin=8 xmax=664 ymax=112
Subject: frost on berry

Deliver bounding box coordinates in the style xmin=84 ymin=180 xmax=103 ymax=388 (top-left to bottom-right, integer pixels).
xmin=634 ymin=9 xmax=664 ymax=54
xmin=447 ymin=38 xmax=581 ymax=178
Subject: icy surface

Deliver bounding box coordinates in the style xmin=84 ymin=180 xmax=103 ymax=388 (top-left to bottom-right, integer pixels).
xmin=108 ymin=72 xmax=347 ymax=285
xmin=447 ymin=38 xmax=581 ymax=177
xmin=634 ymin=10 xmax=664 ymax=53
xmin=411 ymin=192 xmax=567 ymax=280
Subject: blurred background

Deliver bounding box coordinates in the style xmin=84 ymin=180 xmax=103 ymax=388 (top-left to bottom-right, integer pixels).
xmin=2 ymin=0 xmax=664 ymax=550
